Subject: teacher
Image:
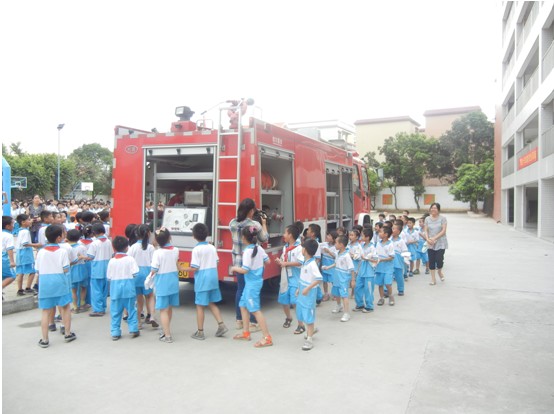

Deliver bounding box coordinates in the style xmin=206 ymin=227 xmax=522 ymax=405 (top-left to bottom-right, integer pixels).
xmin=424 ymin=202 xmax=448 ymax=285
xmin=229 ymin=198 xmax=268 ymax=331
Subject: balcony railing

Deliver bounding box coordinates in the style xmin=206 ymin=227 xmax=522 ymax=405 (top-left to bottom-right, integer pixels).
xmin=542 ymin=126 xmax=554 ymax=157
xmin=517 ymin=3 xmax=538 ymax=54
xmin=516 ymin=140 xmax=538 ymax=161
xmin=503 ymin=107 xmax=515 ymax=131
xmin=503 ymin=55 xmax=516 ymax=86
xmin=543 ymin=41 xmax=554 ymax=81
xmin=517 ymin=67 xmax=539 ymax=113
xmin=502 ymin=156 xmax=515 ymax=177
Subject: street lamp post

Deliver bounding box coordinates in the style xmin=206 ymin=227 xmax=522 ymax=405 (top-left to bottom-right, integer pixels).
xmin=57 ymin=123 xmax=65 ymax=200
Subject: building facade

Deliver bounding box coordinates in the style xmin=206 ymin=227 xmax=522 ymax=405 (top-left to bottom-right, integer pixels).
xmin=498 ymin=1 xmax=554 ymax=240
xmin=423 ymin=106 xmax=482 ymax=138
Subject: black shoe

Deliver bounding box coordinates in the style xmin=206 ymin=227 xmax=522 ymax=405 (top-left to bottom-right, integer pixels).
xmin=130 ymin=331 xmax=140 ymax=338
xmin=24 ymin=288 xmax=35 ymax=294
xmin=17 ymin=289 xmax=25 ymax=296
xmin=48 ymin=324 xmax=57 ymax=332
xmin=398 ymin=292 xmax=405 ymax=296
xmin=64 ymin=332 xmax=77 ymax=343
xmin=122 ymin=315 xmax=128 ymax=321
xmin=38 ymin=339 xmax=49 ymax=348
xmin=60 ymin=326 xmax=66 ymax=335
xmin=112 ymin=335 xmax=121 ymax=341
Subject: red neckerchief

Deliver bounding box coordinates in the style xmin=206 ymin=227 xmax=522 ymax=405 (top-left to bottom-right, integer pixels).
xmin=114 ymin=253 xmax=127 ymax=259
xmin=282 ymin=243 xmax=297 ymax=261
xmin=44 ymin=245 xmax=60 ymax=252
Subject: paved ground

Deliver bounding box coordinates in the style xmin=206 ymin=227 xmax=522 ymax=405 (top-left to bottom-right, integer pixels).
xmin=2 ymin=213 xmax=554 ymax=414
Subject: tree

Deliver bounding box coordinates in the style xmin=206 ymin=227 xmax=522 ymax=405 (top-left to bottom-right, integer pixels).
xmin=363 ymin=151 xmax=383 ymax=210
xmin=449 ymin=159 xmax=494 ymax=212
xmin=68 ymin=144 xmax=113 ymax=197
xmin=379 ymin=132 xmax=435 ymax=211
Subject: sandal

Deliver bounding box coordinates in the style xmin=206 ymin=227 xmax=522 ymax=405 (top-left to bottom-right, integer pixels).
xmin=254 ymin=336 xmax=273 ymax=348
xmin=439 ymin=274 xmax=445 ymax=282
xmin=429 ymin=282 xmax=436 ymax=285
xmin=233 ymin=332 xmax=251 ymax=341
xmin=377 ymin=298 xmax=385 ymax=306
xmin=294 ymin=325 xmax=305 ymax=335
xmin=283 ymin=318 xmax=293 ymax=328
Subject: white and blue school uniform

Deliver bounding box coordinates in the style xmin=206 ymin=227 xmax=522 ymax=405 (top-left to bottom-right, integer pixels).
xmin=277 ymin=241 xmax=303 ymax=306
xmin=296 ymin=257 xmax=323 ymax=324
xmin=107 ymin=253 xmax=139 ymax=336
xmin=151 ymin=245 xmax=180 ymax=309
xmin=80 ymin=238 xmax=94 ymax=305
xmin=2 ymin=229 xmax=15 ymax=279
xmin=190 ymin=241 xmax=221 ymax=306
xmin=331 ymin=250 xmax=354 ymax=298
xmin=320 ymin=242 xmax=336 ymax=283
xmin=239 ymin=244 xmax=268 ymax=313
xmin=35 ymin=244 xmax=72 ymax=309
xmin=375 ymin=240 xmax=394 ymax=286
xmin=311 ymin=239 xmax=324 ymax=302
xmin=371 ymin=231 xmax=381 ymax=246
xmin=69 ymin=243 xmax=87 ymax=290
xmin=348 ymin=241 xmax=363 ymax=275
xmin=391 ymin=236 xmax=408 ymax=294
xmin=416 ymin=226 xmax=428 ymax=264
xmin=128 ymin=241 xmax=155 ymax=296
xmin=14 ymin=227 xmax=35 ymax=275
xmin=103 ymin=222 xmax=110 ymax=238
xmin=37 ymin=223 xmax=49 ymax=247
xmin=87 ymin=235 xmax=114 ymax=313
xmin=354 ymin=241 xmax=377 ymax=310
xmin=404 ymin=227 xmax=420 ymax=264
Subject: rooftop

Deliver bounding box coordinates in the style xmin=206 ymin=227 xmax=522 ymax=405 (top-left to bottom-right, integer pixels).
xmin=423 ymin=106 xmax=481 ymax=117
xmin=354 ymin=116 xmax=421 ymax=126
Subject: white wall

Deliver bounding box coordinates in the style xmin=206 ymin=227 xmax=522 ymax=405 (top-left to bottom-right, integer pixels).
xmin=374 ymin=186 xmax=483 ymax=212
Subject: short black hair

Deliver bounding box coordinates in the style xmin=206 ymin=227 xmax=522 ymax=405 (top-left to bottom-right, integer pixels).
xmin=2 ymin=216 xmax=13 ymax=229
xmin=98 ymin=210 xmax=110 ymax=221
xmin=336 ymin=235 xmax=348 ymax=247
xmin=381 ymin=226 xmax=392 ymax=238
xmin=45 ymin=224 xmax=64 ymax=243
xmin=16 ymin=214 xmax=29 ymax=225
xmin=112 ymin=236 xmax=129 ymax=253
xmin=362 ymin=227 xmax=373 ymax=239
xmin=66 ymin=229 xmax=81 ymax=242
xmin=285 ymin=224 xmax=300 ymax=240
xmin=192 ymin=223 xmax=208 ymax=242
xmin=81 ymin=211 xmax=95 ymax=223
xmin=91 ymin=222 xmax=106 ymax=235
xmin=408 ymin=217 xmax=416 ymax=224
xmin=40 ymin=210 xmax=52 ymax=221
xmin=302 ymin=238 xmax=319 ymax=258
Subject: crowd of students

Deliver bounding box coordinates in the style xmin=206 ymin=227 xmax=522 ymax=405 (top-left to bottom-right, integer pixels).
xmin=1 ymin=205 xmax=443 ymax=352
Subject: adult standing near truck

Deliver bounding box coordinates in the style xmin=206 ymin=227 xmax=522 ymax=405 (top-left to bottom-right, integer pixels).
xmin=229 ymin=198 xmax=268 ymax=331
xmin=424 ymin=202 xmax=448 ymax=285
xmin=28 ymin=195 xmax=44 ymax=243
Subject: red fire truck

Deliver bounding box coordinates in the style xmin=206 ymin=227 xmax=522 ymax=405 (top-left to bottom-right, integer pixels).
xmin=111 ymin=101 xmax=371 ymax=282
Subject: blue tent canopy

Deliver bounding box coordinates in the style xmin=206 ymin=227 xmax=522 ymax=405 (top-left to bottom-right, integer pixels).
xmin=2 ymin=156 xmax=11 ymax=216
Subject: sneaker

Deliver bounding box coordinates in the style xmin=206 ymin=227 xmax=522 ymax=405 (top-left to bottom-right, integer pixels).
xmin=191 ymin=330 xmax=205 ymax=340
xmin=331 ymin=305 xmax=343 ymax=314
xmin=377 ymin=298 xmax=385 ymax=306
xmin=71 ymin=307 xmax=81 ymax=314
xmin=130 ymin=331 xmax=140 ymax=338
xmin=352 ymin=306 xmax=364 ymax=312
xmin=322 ymin=294 xmax=330 ymax=302
xmin=384 ymin=293 xmax=389 ymax=299
xmin=398 ymin=292 xmax=405 ymax=296
xmin=425 ymin=269 xmax=430 ymax=275
xmin=144 ymin=314 xmax=151 ymax=324
xmin=60 ymin=326 xmax=65 ymax=336
xmin=38 ymin=339 xmax=49 ymax=348
xmin=112 ymin=335 xmax=121 ymax=341
xmin=24 ymin=288 xmax=35 ymax=294
xmin=413 ymin=269 xmax=420 ymax=275
xmin=89 ymin=312 xmax=104 ymax=317
xmin=340 ymin=313 xmax=351 ymax=322
xmin=389 ymin=298 xmax=395 ymax=306
xmin=150 ymin=319 xmax=160 ymax=328
xmin=362 ymin=307 xmax=374 ymax=313
xmin=48 ymin=324 xmax=57 ymax=332
xmin=54 ymin=314 xmax=62 ymax=322
xmin=17 ymin=289 xmax=25 ymax=296
xmin=302 ymin=340 xmax=314 ymax=351
xmin=122 ymin=315 xmax=128 ymax=322
xmin=82 ymin=304 xmax=91 ymax=311
xmin=159 ymin=335 xmax=173 ymax=343
xmin=215 ymin=324 xmax=228 ymax=337
xmin=408 ymin=271 xmax=414 ymax=277
xmin=304 ymin=328 xmax=319 ymax=339
xmin=249 ymin=323 xmax=261 ymax=333
xmin=64 ymin=332 xmax=77 ymax=343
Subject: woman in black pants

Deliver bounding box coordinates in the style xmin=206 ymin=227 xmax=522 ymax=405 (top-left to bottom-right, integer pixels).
xmin=424 ymin=203 xmax=448 ymax=285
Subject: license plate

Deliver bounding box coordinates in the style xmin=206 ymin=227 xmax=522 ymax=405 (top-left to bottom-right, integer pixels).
xmin=178 ymin=262 xmax=189 ymax=280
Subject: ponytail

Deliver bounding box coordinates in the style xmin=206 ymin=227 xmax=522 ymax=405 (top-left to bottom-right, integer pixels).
xmin=241 ymin=226 xmax=259 ymax=258
xmin=136 ymin=224 xmax=150 ymax=251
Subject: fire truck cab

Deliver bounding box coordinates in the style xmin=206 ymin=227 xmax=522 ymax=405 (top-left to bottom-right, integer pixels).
xmin=111 ymin=102 xmax=370 ymax=282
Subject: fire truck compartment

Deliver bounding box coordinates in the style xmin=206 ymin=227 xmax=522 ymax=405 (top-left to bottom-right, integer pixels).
xmin=326 ymin=163 xmax=354 ymax=231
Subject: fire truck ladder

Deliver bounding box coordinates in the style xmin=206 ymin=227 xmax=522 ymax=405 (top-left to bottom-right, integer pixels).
xmin=213 ymin=104 xmax=245 ymax=252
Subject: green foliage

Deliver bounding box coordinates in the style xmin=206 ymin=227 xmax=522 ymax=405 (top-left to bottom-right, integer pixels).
xmin=449 ymin=159 xmax=494 ymax=212
xmin=68 ymin=143 xmax=113 ymax=197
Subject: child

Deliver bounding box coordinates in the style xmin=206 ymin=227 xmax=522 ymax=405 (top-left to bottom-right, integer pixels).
xmin=14 ymin=214 xmax=40 ymax=295
xmin=354 ymin=228 xmax=377 ymax=312
xmin=320 ymin=231 xmax=337 ymax=302
xmin=180 ymin=223 xmax=228 ymax=340
xmin=348 ymin=229 xmax=362 ymax=302
xmin=275 ymin=224 xmax=303 ymax=333
xmin=128 ymin=224 xmax=158 ymax=328
xmin=80 ymin=224 xmax=94 ymax=310
xmin=322 ymin=235 xmax=355 ymax=322
xmin=35 ymin=224 xmax=76 ymax=347
xmin=391 ymin=223 xmax=408 ymax=298
xmin=305 ymin=224 xmax=324 ymax=304
xmin=415 ymin=217 xmax=429 ymax=275
xmin=404 ymin=218 xmax=420 ymax=277
xmin=106 ymin=236 xmax=140 ymax=340
xmin=98 ymin=210 xmax=110 ymax=237
xmin=231 ymin=227 xmax=272 ymax=347
xmin=372 ymin=222 xmax=383 ymax=245
xmin=375 ymin=226 xmax=395 ymax=306
xmin=150 ymin=227 xmax=180 ymax=343
xmin=2 ymin=216 xmax=16 ymax=294
xmin=296 ymin=239 xmax=323 ymax=351
xmin=66 ymin=229 xmax=88 ymax=313
xmin=87 ymin=223 xmax=114 ymax=316
xmin=37 ymin=210 xmax=53 ymax=248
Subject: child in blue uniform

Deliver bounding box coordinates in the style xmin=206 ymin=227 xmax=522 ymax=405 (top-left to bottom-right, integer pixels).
xmin=2 ymin=216 xmax=16 ymax=293
xmin=150 ymin=228 xmax=180 ymax=343
xmin=128 ymin=224 xmax=158 ymax=329
xmin=180 ymin=223 xmax=228 ymax=340
xmin=87 ymin=223 xmax=114 ymax=316
xmin=79 ymin=225 xmax=94 ymax=310
xmin=404 ymin=218 xmax=419 ymax=277
xmin=107 ymin=236 xmax=140 ymax=340
xmin=14 ymin=214 xmax=39 ymax=295
xmin=320 ymin=231 xmax=337 ymax=302
xmin=355 ymin=228 xmax=377 ymax=312
xmin=296 ymin=239 xmax=323 ymax=351
xmin=231 ymin=227 xmax=273 ymax=348
xmin=391 ymin=223 xmax=408 ymax=298
xmin=35 ymin=224 xmax=76 ymax=348
xmin=275 ymin=224 xmax=303 ymax=333
xmin=322 ymin=235 xmax=355 ymax=322
xmin=37 ymin=210 xmax=53 ymax=248
xmin=375 ymin=226 xmax=395 ymax=307
xmin=415 ymin=217 xmax=429 ymax=275
xmin=305 ymin=224 xmax=324 ymax=304
xmin=348 ymin=229 xmax=364 ymax=310
xmin=66 ymin=229 xmax=88 ymax=313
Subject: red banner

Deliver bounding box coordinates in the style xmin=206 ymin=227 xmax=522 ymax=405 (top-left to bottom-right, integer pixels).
xmin=518 ymin=148 xmax=538 ymax=170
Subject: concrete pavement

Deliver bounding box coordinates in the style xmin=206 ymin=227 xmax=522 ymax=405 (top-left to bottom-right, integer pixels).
xmin=2 ymin=213 xmax=554 ymax=413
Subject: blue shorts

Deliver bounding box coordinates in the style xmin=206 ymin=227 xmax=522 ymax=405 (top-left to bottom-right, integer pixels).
xmin=296 ymin=303 xmax=316 ymax=324
xmin=277 ymin=286 xmax=298 ymax=306
xmin=155 ymin=293 xmax=179 ymax=309
xmin=239 ymin=287 xmax=261 ymax=313
xmin=321 ymin=271 xmax=333 ymax=283
xmin=195 ymin=289 xmax=222 ymax=306
xmin=39 ymin=293 xmax=72 ymax=309
xmin=2 ymin=268 xmax=15 ymax=279
xmin=16 ymin=264 xmax=35 ymax=275
xmin=375 ymin=272 xmax=393 ymax=286
xmin=331 ymin=285 xmax=349 ymax=298
xmin=135 ymin=286 xmax=153 ymax=296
